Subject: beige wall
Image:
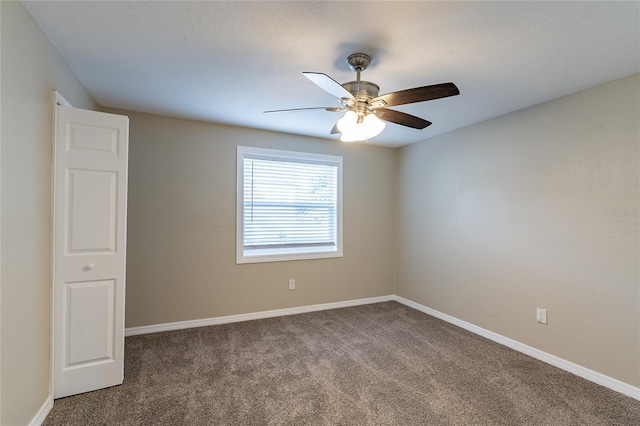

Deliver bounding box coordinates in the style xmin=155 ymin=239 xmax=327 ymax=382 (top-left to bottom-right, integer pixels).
xmin=0 ymin=1 xmax=97 ymax=424
xmin=102 ymin=109 xmax=397 ymax=328
xmin=396 ymin=73 xmax=639 ymax=387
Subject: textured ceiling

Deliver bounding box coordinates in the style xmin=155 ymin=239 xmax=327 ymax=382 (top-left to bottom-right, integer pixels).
xmin=22 ymin=1 xmax=640 ymax=147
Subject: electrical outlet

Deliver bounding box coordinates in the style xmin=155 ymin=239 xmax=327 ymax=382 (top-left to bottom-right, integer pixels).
xmin=536 ymin=307 xmax=547 ymax=325
xmin=288 ymin=279 xmax=295 ymax=290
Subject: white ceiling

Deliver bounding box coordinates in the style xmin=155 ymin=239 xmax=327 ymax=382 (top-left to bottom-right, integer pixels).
xmin=22 ymin=1 xmax=640 ymax=147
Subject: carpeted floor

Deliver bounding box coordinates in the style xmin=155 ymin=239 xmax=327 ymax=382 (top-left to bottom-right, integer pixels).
xmin=44 ymin=302 xmax=640 ymax=425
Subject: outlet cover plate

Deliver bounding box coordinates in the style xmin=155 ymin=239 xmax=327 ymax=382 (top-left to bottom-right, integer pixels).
xmin=536 ymin=307 xmax=548 ymax=324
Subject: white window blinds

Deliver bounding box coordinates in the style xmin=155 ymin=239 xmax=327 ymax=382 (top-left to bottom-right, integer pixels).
xmin=237 ymin=146 xmax=343 ymax=263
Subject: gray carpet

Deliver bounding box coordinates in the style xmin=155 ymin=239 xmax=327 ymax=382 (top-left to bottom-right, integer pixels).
xmin=44 ymin=302 xmax=640 ymax=425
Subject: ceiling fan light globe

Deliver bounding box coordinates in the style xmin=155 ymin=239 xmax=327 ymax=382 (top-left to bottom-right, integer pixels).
xmin=340 ymin=130 xmax=364 ymax=142
xmin=363 ymin=113 xmax=386 ymax=138
xmin=337 ymin=111 xmax=386 ymax=142
xmin=336 ymin=110 xmax=358 ymax=133
xmin=339 ymin=126 xmax=367 ymax=142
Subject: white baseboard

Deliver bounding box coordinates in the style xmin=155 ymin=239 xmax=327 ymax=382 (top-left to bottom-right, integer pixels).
xmin=393 ymin=295 xmax=640 ymax=401
xmin=125 ymin=295 xmax=394 ymax=337
xmin=29 ymin=395 xmax=53 ymax=426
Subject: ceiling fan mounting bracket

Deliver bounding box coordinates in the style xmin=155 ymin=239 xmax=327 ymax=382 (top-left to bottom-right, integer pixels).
xmin=347 ymin=53 xmax=371 ymax=72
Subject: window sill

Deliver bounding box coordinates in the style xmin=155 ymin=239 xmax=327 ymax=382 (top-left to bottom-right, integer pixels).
xmin=236 ymin=247 xmax=343 ymax=264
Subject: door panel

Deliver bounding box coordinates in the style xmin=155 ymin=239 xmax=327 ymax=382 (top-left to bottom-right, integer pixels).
xmin=53 ymin=106 xmax=128 ymax=398
xmin=66 ymin=169 xmax=117 ymax=253
xmin=67 ymin=122 xmax=120 ymax=154
xmin=65 ymin=279 xmax=115 ymax=366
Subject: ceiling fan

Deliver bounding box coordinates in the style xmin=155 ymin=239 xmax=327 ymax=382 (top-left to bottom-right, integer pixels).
xmin=265 ymin=53 xmax=460 ymax=142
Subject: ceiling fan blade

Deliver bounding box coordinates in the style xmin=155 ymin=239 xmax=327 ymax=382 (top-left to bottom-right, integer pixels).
xmin=330 ymin=122 xmax=340 ymax=135
xmin=371 ymin=82 xmax=459 ymax=107
xmin=303 ymin=72 xmax=356 ymax=101
xmin=373 ymin=108 xmax=432 ymax=129
xmin=264 ymin=106 xmax=343 ymax=113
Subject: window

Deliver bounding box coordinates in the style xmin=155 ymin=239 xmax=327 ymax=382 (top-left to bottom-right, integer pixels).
xmin=237 ymin=146 xmax=343 ymax=264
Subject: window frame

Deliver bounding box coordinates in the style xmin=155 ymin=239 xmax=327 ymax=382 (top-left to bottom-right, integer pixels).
xmin=236 ymin=145 xmax=343 ymax=264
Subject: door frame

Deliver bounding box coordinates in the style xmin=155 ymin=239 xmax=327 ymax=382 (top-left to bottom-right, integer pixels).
xmin=50 ymin=90 xmax=72 ymax=400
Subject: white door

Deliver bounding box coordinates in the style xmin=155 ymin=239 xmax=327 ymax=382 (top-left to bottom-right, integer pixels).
xmin=53 ymin=106 xmax=129 ymax=398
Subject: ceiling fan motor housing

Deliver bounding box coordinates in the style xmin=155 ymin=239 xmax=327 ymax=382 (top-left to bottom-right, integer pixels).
xmin=341 ymin=80 xmax=380 ymax=116
xmin=341 ymin=81 xmax=380 ymax=99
